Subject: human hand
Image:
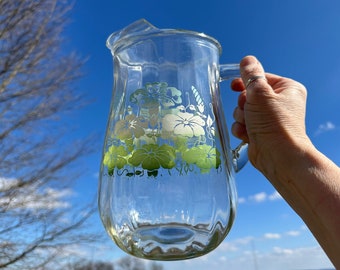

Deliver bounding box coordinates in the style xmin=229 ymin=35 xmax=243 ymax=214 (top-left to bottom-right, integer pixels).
xmin=231 ymin=56 xmax=311 ymax=174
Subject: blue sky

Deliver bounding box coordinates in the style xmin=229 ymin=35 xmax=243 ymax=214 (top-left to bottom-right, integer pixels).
xmin=63 ymin=0 xmax=340 ymax=269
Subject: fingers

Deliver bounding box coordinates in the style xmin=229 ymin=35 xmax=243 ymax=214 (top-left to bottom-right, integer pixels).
xmin=231 ymin=55 xmax=269 ymax=143
xmin=231 ymin=73 xmax=280 ymax=92
xmin=231 ymin=122 xmax=249 ymax=143
xmin=231 ymin=77 xmax=244 ymax=91
xmin=231 ymin=56 xmax=272 ymax=93
xmin=230 ymin=55 xmax=307 ymax=145
xmin=232 ymin=93 xmax=247 ymax=141
xmin=237 ymin=90 xmax=246 ymax=109
xmin=241 ymin=56 xmax=272 ymax=93
xmin=233 ymin=106 xmax=245 ymax=124
xmin=240 ymin=56 xmax=265 ymax=82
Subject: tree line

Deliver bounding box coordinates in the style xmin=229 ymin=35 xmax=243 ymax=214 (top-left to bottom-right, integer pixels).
xmin=0 ymin=0 xmax=98 ymax=269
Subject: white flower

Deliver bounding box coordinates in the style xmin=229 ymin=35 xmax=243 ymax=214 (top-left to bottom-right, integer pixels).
xmin=162 ymin=112 xmax=205 ymax=137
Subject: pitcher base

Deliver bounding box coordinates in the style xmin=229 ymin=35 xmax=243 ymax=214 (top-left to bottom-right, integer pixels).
xmin=119 ymin=223 xmax=224 ymax=260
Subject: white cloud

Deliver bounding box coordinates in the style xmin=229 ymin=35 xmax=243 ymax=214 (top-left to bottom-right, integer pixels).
xmin=286 ymin=230 xmax=300 ymax=237
xmin=238 ymin=197 xmax=246 ymax=204
xmin=268 ymin=190 xmax=282 ymax=201
xmin=264 ymin=233 xmax=281 ymax=239
xmin=217 ymin=236 xmax=254 ymax=253
xmin=0 ymin=176 xmax=74 ymax=211
xmin=162 ymin=244 xmax=332 ymax=270
xmin=234 ymin=236 xmax=255 ymax=245
xmin=217 ymin=242 xmax=239 ymax=252
xmin=240 ymin=190 xmax=283 ymax=204
xmin=250 ymin=192 xmax=267 ymax=202
xmin=300 ymin=224 xmax=308 ymax=231
xmin=264 ymin=226 xmax=305 ymax=240
xmin=314 ymin=121 xmax=336 ymax=136
xmin=273 ymin=246 xmax=294 ymax=255
xmin=36 ymin=243 xmax=89 ymax=257
xmin=260 ymin=246 xmax=332 ymax=270
xmin=0 ymin=177 xmax=21 ymax=191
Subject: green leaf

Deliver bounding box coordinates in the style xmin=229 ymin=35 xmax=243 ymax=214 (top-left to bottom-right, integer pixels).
xmin=182 ymin=144 xmax=221 ymax=173
xmin=103 ymin=145 xmax=128 ymax=172
xmin=128 ymin=144 xmax=176 ymax=171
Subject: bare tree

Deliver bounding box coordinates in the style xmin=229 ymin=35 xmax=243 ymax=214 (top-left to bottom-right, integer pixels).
xmin=117 ymin=257 xmax=145 ymax=270
xmin=149 ymin=262 xmax=163 ymax=270
xmin=66 ymin=257 xmax=164 ymax=270
xmin=66 ymin=260 xmax=115 ymax=270
xmin=116 ymin=257 xmax=163 ymax=270
xmin=0 ymin=0 xmax=99 ymax=269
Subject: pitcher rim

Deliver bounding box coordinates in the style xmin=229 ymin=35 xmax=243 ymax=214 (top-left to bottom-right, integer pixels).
xmin=106 ymin=19 xmax=222 ymax=56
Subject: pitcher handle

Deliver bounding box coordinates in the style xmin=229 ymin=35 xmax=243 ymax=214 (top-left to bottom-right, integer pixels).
xmin=219 ymin=64 xmax=248 ymax=172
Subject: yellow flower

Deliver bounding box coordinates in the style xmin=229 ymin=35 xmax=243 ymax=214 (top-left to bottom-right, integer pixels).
xmin=114 ymin=114 xmax=147 ymax=139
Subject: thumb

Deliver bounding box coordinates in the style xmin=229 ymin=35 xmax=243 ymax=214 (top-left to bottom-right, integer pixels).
xmin=240 ymin=56 xmax=272 ymax=96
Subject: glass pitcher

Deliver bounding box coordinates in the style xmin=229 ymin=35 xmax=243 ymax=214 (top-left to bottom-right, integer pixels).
xmin=98 ymin=19 xmax=248 ymax=261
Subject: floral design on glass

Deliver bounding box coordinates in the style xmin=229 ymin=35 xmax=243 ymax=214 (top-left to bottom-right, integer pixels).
xmin=103 ymin=82 xmax=220 ymax=177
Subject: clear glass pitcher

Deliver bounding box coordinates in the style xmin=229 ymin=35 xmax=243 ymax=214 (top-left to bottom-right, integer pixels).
xmin=98 ymin=19 xmax=248 ymax=261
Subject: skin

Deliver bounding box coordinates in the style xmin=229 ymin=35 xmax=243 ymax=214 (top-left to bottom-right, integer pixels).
xmin=231 ymin=56 xmax=340 ymax=268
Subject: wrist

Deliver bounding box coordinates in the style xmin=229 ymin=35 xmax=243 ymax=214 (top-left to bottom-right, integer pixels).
xmin=254 ymin=134 xmax=315 ymax=184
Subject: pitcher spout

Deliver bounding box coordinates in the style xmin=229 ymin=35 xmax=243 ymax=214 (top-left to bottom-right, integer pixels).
xmin=106 ymin=19 xmax=157 ymax=55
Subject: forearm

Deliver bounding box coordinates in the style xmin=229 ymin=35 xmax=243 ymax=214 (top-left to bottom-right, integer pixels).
xmin=260 ymin=138 xmax=340 ymax=267
xmin=234 ymin=56 xmax=340 ymax=266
